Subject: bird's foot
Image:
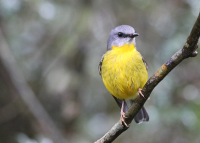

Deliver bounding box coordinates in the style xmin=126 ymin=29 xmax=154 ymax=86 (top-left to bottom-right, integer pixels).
xmin=120 ymin=110 xmax=129 ymax=127
xmin=138 ymin=88 xmax=146 ymax=99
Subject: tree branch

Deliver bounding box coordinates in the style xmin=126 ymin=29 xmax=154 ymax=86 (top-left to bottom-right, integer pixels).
xmin=95 ymin=12 xmax=200 ymax=143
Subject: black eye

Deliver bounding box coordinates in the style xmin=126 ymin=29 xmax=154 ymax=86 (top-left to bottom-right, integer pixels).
xmin=118 ymin=32 xmax=123 ymax=37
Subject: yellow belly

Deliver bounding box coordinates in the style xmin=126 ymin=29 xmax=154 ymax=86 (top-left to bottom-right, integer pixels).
xmin=101 ymin=44 xmax=148 ymax=100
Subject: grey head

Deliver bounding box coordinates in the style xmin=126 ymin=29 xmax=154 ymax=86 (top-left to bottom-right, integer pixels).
xmin=107 ymin=25 xmax=139 ymax=50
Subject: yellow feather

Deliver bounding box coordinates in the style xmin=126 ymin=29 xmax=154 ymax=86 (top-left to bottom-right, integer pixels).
xmin=101 ymin=43 xmax=148 ymax=100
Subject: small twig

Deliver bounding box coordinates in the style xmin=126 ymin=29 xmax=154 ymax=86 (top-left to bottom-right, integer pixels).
xmin=95 ymin=12 xmax=200 ymax=143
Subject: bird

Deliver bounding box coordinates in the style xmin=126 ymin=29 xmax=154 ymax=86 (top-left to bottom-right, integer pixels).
xmin=98 ymin=25 xmax=149 ymax=126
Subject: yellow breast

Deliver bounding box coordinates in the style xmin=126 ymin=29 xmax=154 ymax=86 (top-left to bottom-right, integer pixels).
xmin=101 ymin=44 xmax=148 ymax=100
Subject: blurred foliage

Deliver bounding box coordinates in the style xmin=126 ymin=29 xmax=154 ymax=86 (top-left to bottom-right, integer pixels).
xmin=0 ymin=0 xmax=200 ymax=143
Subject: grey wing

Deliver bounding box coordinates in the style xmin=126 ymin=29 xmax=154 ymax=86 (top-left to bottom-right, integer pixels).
xmin=98 ymin=54 xmax=105 ymax=76
xmin=141 ymin=55 xmax=148 ymax=70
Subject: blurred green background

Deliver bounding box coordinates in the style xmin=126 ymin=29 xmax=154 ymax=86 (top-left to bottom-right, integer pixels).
xmin=0 ymin=0 xmax=200 ymax=143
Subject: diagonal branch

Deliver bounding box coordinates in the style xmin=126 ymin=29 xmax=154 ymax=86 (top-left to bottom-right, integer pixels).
xmin=95 ymin=12 xmax=200 ymax=143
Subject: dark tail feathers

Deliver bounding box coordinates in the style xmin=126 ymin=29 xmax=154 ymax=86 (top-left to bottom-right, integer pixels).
xmin=134 ymin=106 xmax=149 ymax=124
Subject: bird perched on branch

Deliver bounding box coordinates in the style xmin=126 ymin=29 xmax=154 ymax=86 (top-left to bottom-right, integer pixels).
xmin=99 ymin=25 xmax=149 ymax=126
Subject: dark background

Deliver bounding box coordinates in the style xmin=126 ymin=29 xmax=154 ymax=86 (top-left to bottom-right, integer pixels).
xmin=0 ymin=0 xmax=200 ymax=143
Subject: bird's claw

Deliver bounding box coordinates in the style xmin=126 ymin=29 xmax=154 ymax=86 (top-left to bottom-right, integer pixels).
xmin=120 ymin=111 xmax=129 ymax=127
xmin=138 ymin=88 xmax=146 ymax=99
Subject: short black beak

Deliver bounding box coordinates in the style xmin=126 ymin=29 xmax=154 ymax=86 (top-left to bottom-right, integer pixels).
xmin=129 ymin=33 xmax=139 ymax=38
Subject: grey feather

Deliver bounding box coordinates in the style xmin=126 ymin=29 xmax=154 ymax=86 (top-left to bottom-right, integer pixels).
xmin=98 ymin=54 xmax=105 ymax=76
xmin=107 ymin=25 xmax=137 ymax=50
xmin=130 ymin=100 xmax=149 ymax=124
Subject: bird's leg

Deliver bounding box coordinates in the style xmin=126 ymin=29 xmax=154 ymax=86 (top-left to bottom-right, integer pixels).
xmin=138 ymin=88 xmax=146 ymax=99
xmin=120 ymin=100 xmax=129 ymax=127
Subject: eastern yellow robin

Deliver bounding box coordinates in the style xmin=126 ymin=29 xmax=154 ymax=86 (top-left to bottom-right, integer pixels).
xmin=99 ymin=25 xmax=149 ymax=126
